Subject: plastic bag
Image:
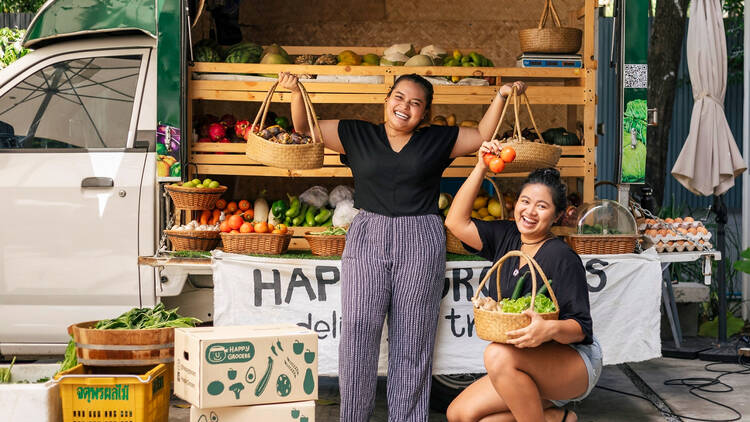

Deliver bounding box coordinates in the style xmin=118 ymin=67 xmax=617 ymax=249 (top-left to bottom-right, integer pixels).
xmin=299 ymin=186 xmax=329 ymax=208
xmin=329 ymin=185 xmax=354 ymax=208
xmin=333 ymin=200 xmax=359 ymax=227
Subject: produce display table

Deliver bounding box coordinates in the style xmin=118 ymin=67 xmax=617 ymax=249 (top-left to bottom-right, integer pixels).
xmin=209 ymin=248 xmax=664 ymax=375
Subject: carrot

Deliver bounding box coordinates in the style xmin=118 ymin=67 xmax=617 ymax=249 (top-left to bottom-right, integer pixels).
xmin=199 ymin=210 xmax=211 ymax=225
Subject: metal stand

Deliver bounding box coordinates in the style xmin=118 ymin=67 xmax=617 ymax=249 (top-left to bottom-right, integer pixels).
xmin=698 ymin=195 xmax=739 ymax=362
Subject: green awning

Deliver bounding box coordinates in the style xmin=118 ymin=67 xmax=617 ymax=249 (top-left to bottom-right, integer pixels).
xmin=23 ymin=0 xmax=157 ymax=48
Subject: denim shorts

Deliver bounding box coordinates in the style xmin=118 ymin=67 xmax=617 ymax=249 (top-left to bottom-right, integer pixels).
xmin=550 ymin=337 xmax=603 ymax=407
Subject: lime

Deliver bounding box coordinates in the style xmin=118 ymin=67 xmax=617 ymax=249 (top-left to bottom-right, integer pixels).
xmin=202 ymin=178 xmax=212 ymax=186
xmin=191 ymin=178 xmax=201 ymax=185
xmin=195 ymin=184 xmax=205 ymax=189
xmin=209 ymin=181 xmax=220 ymax=188
xmin=182 ymin=181 xmax=194 ymax=187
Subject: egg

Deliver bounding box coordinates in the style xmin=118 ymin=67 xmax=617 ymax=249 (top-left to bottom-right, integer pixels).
xmin=667 ymin=241 xmax=674 ymax=246
xmin=658 ymin=229 xmax=667 ymax=236
xmin=674 ymin=217 xmax=683 ymax=223
xmin=668 ymin=230 xmax=677 ymax=236
xmin=688 ymin=227 xmax=697 ymax=235
xmin=676 ymin=240 xmax=685 ymax=245
xmin=656 ymin=241 xmax=665 ymax=247
xmin=698 ymin=227 xmax=709 ymax=234
xmin=665 ymin=218 xmax=674 ymax=224
xmin=684 ymin=216 xmax=694 ymax=223
xmin=646 ymin=229 xmax=658 ymax=236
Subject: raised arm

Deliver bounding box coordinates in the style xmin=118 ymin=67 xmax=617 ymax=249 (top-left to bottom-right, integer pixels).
xmin=445 ymin=139 xmax=504 ymax=250
xmin=449 ymin=81 xmax=526 ymax=158
xmin=278 ymin=72 xmax=345 ymax=154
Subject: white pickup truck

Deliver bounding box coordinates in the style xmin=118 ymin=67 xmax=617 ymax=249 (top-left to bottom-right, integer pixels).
xmin=0 ymin=0 xmax=196 ymax=357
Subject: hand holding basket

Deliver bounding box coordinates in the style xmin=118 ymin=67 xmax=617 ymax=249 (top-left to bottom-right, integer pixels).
xmin=491 ymin=86 xmax=561 ymax=173
xmin=245 ymin=81 xmax=325 ymax=169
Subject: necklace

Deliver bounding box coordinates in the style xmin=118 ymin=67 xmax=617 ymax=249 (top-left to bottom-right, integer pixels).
xmin=521 ymin=234 xmax=553 ymax=246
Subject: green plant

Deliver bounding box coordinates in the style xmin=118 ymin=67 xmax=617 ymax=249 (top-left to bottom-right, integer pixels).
xmin=0 ymin=28 xmax=30 ymax=69
xmin=724 ymin=0 xmax=743 ymax=84
xmin=1 ymin=0 xmax=45 ymax=13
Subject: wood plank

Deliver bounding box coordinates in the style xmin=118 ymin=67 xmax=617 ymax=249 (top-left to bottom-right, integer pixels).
xmin=191 ymin=80 xmax=388 ymax=94
xmin=442 ymin=167 xmax=585 ymax=178
xmin=190 ymin=63 xmax=584 ymax=80
xmin=450 ymin=156 xmax=585 ymax=167
xmin=276 ymin=46 xmax=485 ymax=56
xmin=192 ymin=154 xmax=347 ymax=166
xmin=190 ymin=143 xmax=586 ymax=156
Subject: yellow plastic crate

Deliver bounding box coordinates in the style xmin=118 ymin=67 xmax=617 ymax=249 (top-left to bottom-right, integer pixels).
xmin=55 ymin=364 xmax=169 ymax=422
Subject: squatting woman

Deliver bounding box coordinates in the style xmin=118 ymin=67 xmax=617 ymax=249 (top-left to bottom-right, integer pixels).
xmin=444 ymin=146 xmax=602 ymax=422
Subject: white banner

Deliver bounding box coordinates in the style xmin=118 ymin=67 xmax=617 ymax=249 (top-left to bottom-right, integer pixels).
xmin=212 ymin=249 xmax=662 ymax=376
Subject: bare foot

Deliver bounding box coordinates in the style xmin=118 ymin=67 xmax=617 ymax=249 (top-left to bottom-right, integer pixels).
xmin=543 ymin=407 xmax=578 ymax=422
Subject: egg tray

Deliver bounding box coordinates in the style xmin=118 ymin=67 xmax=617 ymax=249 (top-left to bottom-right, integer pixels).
xmin=651 ymin=239 xmax=713 ymax=253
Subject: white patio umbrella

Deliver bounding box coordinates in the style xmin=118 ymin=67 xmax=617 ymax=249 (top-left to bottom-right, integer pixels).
xmin=671 ymin=0 xmax=746 ymax=196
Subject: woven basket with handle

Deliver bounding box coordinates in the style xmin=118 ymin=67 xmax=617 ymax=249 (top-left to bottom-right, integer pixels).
xmin=492 ymin=86 xmax=561 ymax=174
xmin=519 ymin=0 xmax=582 ymax=54
xmin=473 ymin=250 xmax=559 ymax=343
xmin=245 ymin=81 xmax=324 ymax=169
xmin=446 ymin=177 xmax=506 ymax=255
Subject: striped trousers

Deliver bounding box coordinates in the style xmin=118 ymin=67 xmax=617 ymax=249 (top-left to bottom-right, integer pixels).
xmin=339 ymin=210 xmax=446 ymax=422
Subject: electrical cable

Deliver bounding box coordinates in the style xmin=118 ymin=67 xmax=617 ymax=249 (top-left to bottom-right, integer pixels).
xmin=595 ymin=337 xmax=750 ymax=422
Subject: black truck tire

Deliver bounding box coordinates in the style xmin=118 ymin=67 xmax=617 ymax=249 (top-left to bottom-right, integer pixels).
xmin=430 ymin=373 xmax=485 ymax=413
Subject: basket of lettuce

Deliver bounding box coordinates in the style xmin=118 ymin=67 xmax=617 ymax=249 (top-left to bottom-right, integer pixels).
xmin=472 ymin=250 xmax=558 ymax=343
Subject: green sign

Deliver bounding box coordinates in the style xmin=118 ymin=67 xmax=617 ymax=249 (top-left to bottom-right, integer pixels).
xmin=205 ymin=342 xmax=255 ymax=364
xmin=620 ymin=0 xmax=648 ymax=184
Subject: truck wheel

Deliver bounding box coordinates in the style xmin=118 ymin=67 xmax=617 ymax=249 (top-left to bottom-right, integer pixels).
xmin=430 ymin=373 xmax=484 ymax=413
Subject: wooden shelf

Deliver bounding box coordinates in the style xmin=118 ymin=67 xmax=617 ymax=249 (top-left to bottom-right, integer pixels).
xmin=187 ymin=0 xmax=599 ymax=203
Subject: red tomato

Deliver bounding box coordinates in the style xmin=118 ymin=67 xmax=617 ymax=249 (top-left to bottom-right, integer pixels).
xmin=489 ymin=157 xmax=505 ymax=173
xmin=483 ymin=153 xmax=497 ymax=167
xmin=227 ymin=214 xmax=244 ymax=230
xmin=500 ymin=146 xmax=516 ymax=163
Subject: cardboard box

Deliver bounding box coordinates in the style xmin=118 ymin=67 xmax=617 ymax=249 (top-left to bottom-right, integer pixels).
xmin=174 ymin=324 xmax=318 ymax=408
xmin=0 ymin=363 xmax=61 ymax=422
xmin=190 ymin=400 xmax=315 ymax=422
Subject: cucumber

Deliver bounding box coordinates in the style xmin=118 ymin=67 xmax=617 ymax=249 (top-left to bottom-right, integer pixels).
xmin=511 ymin=271 xmax=529 ymax=300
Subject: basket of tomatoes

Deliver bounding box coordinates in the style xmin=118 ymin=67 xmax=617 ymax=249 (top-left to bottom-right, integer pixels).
xmin=490 ymin=86 xmax=561 ymax=173
xmin=219 ymin=213 xmax=292 ymax=255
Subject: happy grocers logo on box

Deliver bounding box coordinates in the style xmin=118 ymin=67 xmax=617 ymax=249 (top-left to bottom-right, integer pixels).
xmin=205 ymin=342 xmax=255 ymax=364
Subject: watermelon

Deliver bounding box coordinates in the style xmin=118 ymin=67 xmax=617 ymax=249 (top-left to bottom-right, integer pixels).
xmin=195 ymin=46 xmax=222 ymax=62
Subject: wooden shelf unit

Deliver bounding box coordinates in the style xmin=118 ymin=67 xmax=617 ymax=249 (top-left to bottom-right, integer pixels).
xmin=187 ymin=0 xmax=598 ymax=202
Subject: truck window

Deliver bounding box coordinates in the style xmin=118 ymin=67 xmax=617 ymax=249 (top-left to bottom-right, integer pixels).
xmin=0 ymin=55 xmax=142 ymax=150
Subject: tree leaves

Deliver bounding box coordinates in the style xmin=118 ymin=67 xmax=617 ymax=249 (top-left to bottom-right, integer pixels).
xmin=0 ymin=28 xmax=29 ymax=69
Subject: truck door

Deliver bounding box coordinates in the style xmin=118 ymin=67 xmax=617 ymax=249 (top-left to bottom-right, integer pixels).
xmin=0 ymin=47 xmax=153 ymax=352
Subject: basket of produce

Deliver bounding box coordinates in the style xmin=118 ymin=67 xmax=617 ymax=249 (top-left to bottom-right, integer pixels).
xmin=445 ymin=177 xmax=506 ymax=255
xmin=245 ymin=81 xmax=324 ymax=169
xmin=164 ymin=218 xmax=221 ymax=251
xmin=472 ymin=250 xmax=559 ymax=343
xmin=492 ymin=87 xmax=561 ymax=173
xmin=65 ymin=303 xmax=201 ymax=368
xmin=305 ymin=226 xmax=348 ymax=256
xmin=519 ymin=0 xmax=582 ymax=54
xmin=164 ymin=178 xmax=227 ymax=210
xmin=220 ymin=225 xmax=293 ymax=255
xmin=566 ymin=199 xmax=639 ymax=255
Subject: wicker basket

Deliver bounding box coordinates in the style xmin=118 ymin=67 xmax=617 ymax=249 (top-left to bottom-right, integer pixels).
xmin=305 ymin=232 xmax=347 ymax=256
xmin=446 ymin=177 xmax=506 ymax=255
xmin=164 ymin=184 xmax=227 ymax=210
xmin=164 ymin=229 xmax=220 ymax=251
xmin=220 ymin=232 xmax=293 ymax=255
xmin=491 ymin=87 xmax=561 ymax=173
xmin=519 ymin=0 xmax=583 ymax=54
xmin=566 ymin=234 xmax=638 ymax=255
xmin=246 ymin=81 xmax=324 ymax=170
xmin=473 ymin=250 xmax=559 ymax=343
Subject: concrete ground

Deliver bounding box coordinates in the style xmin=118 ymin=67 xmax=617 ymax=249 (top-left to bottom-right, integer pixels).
xmin=169 ymin=357 xmax=750 ymax=421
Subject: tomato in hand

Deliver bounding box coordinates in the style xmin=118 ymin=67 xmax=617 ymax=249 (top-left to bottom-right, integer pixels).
xmin=483 ymin=153 xmax=497 ymax=167
xmin=489 ymin=157 xmax=506 ymax=173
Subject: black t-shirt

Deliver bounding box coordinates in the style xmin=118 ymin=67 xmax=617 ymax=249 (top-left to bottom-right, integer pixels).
xmin=464 ymin=219 xmax=594 ymax=344
xmin=337 ymin=120 xmax=459 ymax=217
